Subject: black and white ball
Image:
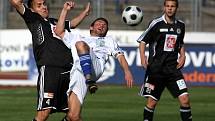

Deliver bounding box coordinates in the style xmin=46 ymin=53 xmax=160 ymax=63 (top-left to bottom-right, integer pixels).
xmin=122 ymin=6 xmax=143 ymax=26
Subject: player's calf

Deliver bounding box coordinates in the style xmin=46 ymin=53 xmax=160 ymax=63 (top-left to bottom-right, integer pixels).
xmin=180 ymin=106 xmax=192 ymax=121
xmin=143 ymin=106 xmax=154 ymax=121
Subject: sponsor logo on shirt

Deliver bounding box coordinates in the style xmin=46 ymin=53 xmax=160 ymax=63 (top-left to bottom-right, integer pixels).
xmin=159 ymin=28 xmax=168 ymax=32
xmin=163 ymin=34 xmax=177 ymax=51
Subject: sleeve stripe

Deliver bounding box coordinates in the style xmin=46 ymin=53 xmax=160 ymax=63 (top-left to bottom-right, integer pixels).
xmin=136 ymin=16 xmax=163 ymax=43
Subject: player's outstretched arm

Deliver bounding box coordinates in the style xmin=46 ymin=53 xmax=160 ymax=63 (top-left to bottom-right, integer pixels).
xmin=139 ymin=42 xmax=148 ymax=69
xmin=117 ymin=55 xmax=134 ymax=88
xmin=55 ymin=1 xmax=75 ymax=38
xmin=9 ymin=0 xmax=25 ymax=15
xmin=70 ymin=2 xmax=91 ymax=28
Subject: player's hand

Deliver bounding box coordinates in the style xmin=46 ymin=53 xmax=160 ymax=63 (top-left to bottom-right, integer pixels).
xmin=83 ymin=2 xmax=91 ymax=16
xmin=87 ymin=81 xmax=98 ymax=94
xmin=141 ymin=56 xmax=148 ymax=69
xmin=177 ymin=55 xmax=186 ymax=69
xmin=64 ymin=1 xmax=75 ymax=11
xmin=124 ymin=70 xmax=134 ymax=88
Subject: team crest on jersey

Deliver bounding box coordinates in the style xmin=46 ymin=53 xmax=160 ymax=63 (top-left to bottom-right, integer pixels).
xmin=96 ymin=38 xmax=105 ymax=47
xmin=177 ymin=28 xmax=181 ymax=34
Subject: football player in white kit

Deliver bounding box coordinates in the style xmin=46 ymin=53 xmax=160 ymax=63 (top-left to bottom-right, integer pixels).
xmin=55 ymin=1 xmax=134 ymax=121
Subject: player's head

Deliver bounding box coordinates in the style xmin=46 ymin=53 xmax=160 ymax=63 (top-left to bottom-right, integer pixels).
xmin=27 ymin=0 xmax=49 ymax=18
xmin=163 ymin=0 xmax=178 ymax=17
xmin=164 ymin=0 xmax=178 ymax=8
xmin=90 ymin=17 xmax=109 ymax=37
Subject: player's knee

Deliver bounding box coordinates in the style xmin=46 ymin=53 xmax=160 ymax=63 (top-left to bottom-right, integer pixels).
xmin=146 ymin=97 xmax=157 ymax=109
xmin=35 ymin=109 xmax=51 ymax=121
xmin=179 ymin=94 xmax=190 ymax=107
xmin=35 ymin=116 xmax=48 ymax=121
xmin=75 ymin=41 xmax=89 ymax=51
xmin=67 ymin=113 xmax=81 ymax=121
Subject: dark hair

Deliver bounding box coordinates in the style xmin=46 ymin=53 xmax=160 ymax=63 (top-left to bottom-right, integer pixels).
xmin=164 ymin=0 xmax=178 ymax=8
xmin=90 ymin=17 xmax=109 ymax=27
xmin=27 ymin=0 xmax=33 ymax=8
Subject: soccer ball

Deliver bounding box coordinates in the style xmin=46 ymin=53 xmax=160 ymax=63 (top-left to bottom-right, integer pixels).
xmin=122 ymin=6 xmax=143 ymax=26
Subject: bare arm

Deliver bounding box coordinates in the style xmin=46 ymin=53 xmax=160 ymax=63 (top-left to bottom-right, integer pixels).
xmin=139 ymin=42 xmax=148 ymax=69
xmin=9 ymin=0 xmax=25 ymax=14
xmin=117 ymin=55 xmax=134 ymax=88
xmin=55 ymin=1 xmax=75 ymax=38
xmin=70 ymin=2 xmax=90 ymax=28
xmin=177 ymin=46 xmax=186 ymax=69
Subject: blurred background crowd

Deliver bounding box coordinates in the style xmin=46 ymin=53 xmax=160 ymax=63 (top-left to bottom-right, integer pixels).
xmin=0 ymin=0 xmax=215 ymax=31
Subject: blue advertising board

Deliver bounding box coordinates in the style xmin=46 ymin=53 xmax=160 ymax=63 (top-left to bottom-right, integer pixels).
xmin=98 ymin=44 xmax=215 ymax=86
xmin=28 ymin=44 xmax=215 ymax=86
xmin=182 ymin=44 xmax=215 ymax=86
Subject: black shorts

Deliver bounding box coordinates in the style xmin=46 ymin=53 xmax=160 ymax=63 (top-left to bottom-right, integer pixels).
xmin=139 ymin=69 xmax=188 ymax=100
xmin=36 ymin=65 xmax=70 ymax=113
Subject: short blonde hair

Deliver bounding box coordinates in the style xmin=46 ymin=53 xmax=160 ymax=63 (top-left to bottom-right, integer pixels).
xmin=164 ymin=0 xmax=178 ymax=8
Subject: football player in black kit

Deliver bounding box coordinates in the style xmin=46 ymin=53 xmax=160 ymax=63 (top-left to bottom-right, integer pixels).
xmin=137 ymin=0 xmax=192 ymax=121
xmin=9 ymin=0 xmax=90 ymax=121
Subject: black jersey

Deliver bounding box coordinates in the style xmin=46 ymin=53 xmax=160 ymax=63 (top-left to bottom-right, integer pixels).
xmin=19 ymin=6 xmax=73 ymax=69
xmin=137 ymin=15 xmax=185 ymax=74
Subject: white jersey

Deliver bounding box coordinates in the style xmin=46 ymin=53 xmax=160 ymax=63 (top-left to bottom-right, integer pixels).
xmin=62 ymin=30 xmax=124 ymax=104
xmin=63 ymin=30 xmax=124 ymax=64
xmin=62 ymin=29 xmax=82 ymax=49
xmin=81 ymin=35 xmax=124 ymax=63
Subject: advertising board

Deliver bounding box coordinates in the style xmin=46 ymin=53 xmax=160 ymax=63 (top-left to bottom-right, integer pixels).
xmin=0 ymin=30 xmax=214 ymax=86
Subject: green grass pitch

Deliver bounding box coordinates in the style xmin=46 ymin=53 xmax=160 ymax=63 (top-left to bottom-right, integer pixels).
xmin=0 ymin=85 xmax=214 ymax=121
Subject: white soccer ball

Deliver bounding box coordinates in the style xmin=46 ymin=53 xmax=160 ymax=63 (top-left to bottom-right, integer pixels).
xmin=122 ymin=6 xmax=143 ymax=26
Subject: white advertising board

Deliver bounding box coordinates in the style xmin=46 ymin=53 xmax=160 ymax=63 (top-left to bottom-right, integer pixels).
xmin=0 ymin=30 xmax=31 ymax=71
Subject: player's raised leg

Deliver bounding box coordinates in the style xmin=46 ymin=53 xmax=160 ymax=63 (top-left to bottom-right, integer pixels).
xmin=75 ymin=41 xmax=97 ymax=94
